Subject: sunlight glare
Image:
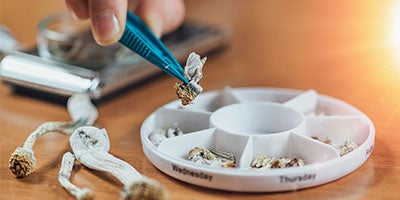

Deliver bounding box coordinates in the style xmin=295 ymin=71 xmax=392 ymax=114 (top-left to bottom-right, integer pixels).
xmin=388 ymin=1 xmax=400 ymax=61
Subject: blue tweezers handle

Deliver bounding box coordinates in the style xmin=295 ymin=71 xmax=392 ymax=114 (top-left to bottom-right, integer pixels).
xmin=119 ymin=11 xmax=188 ymax=84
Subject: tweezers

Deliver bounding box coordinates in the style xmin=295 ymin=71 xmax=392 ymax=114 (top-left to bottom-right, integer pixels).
xmin=119 ymin=10 xmax=189 ymax=84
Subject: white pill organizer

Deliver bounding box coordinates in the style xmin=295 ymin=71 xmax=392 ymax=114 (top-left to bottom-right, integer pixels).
xmin=140 ymin=86 xmax=375 ymax=192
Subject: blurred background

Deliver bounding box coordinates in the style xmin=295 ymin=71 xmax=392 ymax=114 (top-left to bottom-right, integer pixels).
xmin=2 ymin=0 xmax=400 ymax=125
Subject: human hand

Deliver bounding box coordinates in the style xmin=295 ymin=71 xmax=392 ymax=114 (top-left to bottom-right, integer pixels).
xmin=64 ymin=0 xmax=185 ymax=46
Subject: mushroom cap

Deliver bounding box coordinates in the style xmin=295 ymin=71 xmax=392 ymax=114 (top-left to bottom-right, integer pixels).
xmin=70 ymin=126 xmax=110 ymax=154
xmin=121 ymin=177 xmax=167 ymax=200
xmin=9 ymin=147 xmax=36 ymax=177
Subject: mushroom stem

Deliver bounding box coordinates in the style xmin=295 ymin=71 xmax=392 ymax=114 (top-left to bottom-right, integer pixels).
xmin=70 ymin=126 xmax=167 ymax=200
xmin=9 ymin=93 xmax=97 ymax=178
xmin=9 ymin=121 xmax=81 ymax=178
xmin=23 ymin=121 xmax=78 ymax=150
xmin=59 ymin=152 xmax=94 ymax=200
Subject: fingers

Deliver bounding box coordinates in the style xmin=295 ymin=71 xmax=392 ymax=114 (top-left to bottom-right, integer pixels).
xmin=64 ymin=0 xmax=185 ymax=45
xmin=65 ymin=0 xmax=89 ymax=19
xmin=134 ymin=0 xmax=185 ymax=37
xmin=66 ymin=0 xmax=127 ymax=45
xmin=88 ymin=0 xmax=127 ymax=45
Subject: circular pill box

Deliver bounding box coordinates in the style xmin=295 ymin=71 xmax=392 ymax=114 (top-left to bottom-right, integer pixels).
xmin=140 ymin=87 xmax=375 ymax=192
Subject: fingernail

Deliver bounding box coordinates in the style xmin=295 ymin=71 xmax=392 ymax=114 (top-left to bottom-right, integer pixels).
xmin=145 ymin=14 xmax=162 ymax=38
xmin=65 ymin=0 xmax=89 ymax=20
xmin=67 ymin=9 xmax=79 ymax=20
xmin=92 ymin=11 xmax=120 ymax=45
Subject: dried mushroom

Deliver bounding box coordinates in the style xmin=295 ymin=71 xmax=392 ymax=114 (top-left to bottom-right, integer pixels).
xmin=311 ymin=136 xmax=332 ymax=144
xmin=8 ymin=94 xmax=97 ymax=178
xmin=70 ymin=126 xmax=167 ymax=200
xmin=148 ymin=123 xmax=183 ymax=146
xmin=59 ymin=152 xmax=94 ymax=200
xmin=337 ymin=139 xmax=358 ymax=156
xmin=312 ymin=136 xmax=358 ymax=156
xmin=251 ymin=155 xmax=305 ymax=169
xmin=188 ymin=147 xmax=236 ymax=168
xmin=175 ymin=52 xmax=207 ymax=105
xmin=9 ymin=93 xmax=167 ymax=200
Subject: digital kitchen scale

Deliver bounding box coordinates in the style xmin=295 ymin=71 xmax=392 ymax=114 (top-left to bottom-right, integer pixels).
xmin=0 ymin=11 xmax=230 ymax=101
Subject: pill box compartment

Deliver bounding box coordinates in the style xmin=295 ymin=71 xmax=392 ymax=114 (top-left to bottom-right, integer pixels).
xmin=140 ymin=87 xmax=374 ymax=192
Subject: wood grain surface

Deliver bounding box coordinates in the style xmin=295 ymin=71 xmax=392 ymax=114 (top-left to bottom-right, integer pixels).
xmin=1 ymin=0 xmax=399 ymax=199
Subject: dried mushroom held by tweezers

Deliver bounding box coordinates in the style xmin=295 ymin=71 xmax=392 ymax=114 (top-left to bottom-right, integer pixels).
xmin=175 ymin=52 xmax=207 ymax=106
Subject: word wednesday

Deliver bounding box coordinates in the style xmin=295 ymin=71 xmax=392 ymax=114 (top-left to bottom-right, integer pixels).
xmin=172 ymin=164 xmax=213 ymax=182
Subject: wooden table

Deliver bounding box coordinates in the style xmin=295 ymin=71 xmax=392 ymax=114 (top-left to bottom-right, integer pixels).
xmin=1 ymin=0 xmax=400 ymax=199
